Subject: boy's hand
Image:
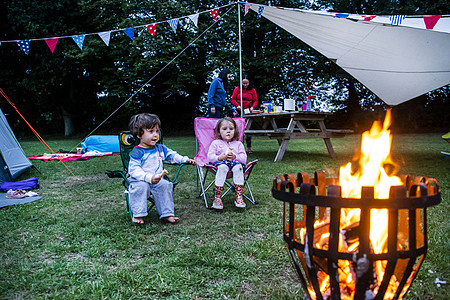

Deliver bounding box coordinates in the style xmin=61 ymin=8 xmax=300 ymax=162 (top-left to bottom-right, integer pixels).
xmin=186 ymin=159 xmax=196 ymax=165
xmin=151 ymin=174 xmax=162 ymax=184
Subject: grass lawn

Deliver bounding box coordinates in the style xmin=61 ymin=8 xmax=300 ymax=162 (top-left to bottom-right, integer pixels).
xmin=1 ymin=133 xmax=449 ymax=299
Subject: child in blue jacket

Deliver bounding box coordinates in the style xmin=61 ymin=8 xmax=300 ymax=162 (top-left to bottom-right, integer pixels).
xmin=128 ymin=113 xmax=195 ymax=224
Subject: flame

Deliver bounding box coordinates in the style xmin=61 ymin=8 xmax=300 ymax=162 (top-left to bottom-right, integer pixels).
xmin=306 ymin=110 xmax=404 ymax=299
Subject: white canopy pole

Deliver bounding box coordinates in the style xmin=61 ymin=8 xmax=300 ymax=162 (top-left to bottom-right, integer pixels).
xmin=238 ymin=2 xmax=243 ymax=117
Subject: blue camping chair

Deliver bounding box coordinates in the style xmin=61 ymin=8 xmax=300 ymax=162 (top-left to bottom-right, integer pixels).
xmin=106 ymin=131 xmax=188 ymax=221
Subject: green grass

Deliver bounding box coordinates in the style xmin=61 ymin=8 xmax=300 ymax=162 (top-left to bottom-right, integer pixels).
xmin=1 ymin=133 xmax=449 ymax=299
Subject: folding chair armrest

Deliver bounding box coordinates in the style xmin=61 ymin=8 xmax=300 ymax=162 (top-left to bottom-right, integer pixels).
xmin=162 ymin=161 xmax=191 ymax=183
xmin=246 ymin=159 xmax=259 ymax=168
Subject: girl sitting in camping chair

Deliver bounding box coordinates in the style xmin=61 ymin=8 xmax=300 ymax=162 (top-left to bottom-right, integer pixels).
xmin=207 ymin=117 xmax=247 ymax=210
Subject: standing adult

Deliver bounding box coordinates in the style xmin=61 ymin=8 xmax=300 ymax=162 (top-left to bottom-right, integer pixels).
xmin=207 ymin=68 xmax=234 ymax=118
xmin=231 ymin=76 xmax=258 ymax=153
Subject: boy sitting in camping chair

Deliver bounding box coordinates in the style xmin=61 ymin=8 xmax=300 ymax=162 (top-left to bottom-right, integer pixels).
xmin=107 ymin=113 xmax=195 ymax=224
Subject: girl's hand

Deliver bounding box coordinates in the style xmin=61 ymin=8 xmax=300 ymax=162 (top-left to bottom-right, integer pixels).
xmin=226 ymin=152 xmax=236 ymax=161
xmin=210 ymin=106 xmax=216 ymax=115
xmin=218 ymin=153 xmax=227 ymax=161
xmin=151 ymin=174 xmax=162 ymax=184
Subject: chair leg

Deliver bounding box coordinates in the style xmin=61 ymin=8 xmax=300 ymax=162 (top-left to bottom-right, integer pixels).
xmin=243 ymin=181 xmax=258 ymax=205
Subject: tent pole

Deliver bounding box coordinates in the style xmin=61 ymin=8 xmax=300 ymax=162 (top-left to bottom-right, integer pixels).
xmin=238 ymin=2 xmax=243 ymax=118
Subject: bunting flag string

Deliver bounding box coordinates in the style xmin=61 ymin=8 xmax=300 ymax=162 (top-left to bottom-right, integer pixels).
xmin=0 ymin=2 xmax=234 ymax=55
xmin=247 ymin=3 xmax=449 ymax=34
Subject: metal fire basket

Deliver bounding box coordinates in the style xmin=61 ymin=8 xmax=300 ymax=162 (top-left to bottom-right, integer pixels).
xmin=272 ymin=171 xmax=441 ymax=300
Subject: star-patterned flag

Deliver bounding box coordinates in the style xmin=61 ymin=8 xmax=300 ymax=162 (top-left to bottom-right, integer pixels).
xmin=423 ymin=15 xmax=442 ymax=30
xmin=146 ymin=23 xmax=157 ymax=37
xmin=188 ymin=13 xmax=199 ymax=27
xmin=17 ymin=39 xmax=30 ymax=55
xmin=390 ymin=15 xmax=406 ymax=25
xmin=72 ymin=35 xmax=85 ymax=50
xmin=168 ymin=18 xmax=179 ymax=33
xmin=98 ymin=31 xmax=111 ymax=46
xmin=210 ymin=8 xmax=219 ymax=21
xmin=122 ymin=27 xmax=134 ymax=40
xmin=45 ymin=38 xmax=59 ymax=53
xmin=244 ymin=4 xmax=251 ymax=16
xmin=257 ymin=6 xmax=264 ymax=19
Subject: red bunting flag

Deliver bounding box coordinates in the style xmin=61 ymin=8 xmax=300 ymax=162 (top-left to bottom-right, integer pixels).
xmin=146 ymin=23 xmax=157 ymax=37
xmin=423 ymin=15 xmax=442 ymax=30
xmin=363 ymin=16 xmax=376 ymax=21
xmin=45 ymin=38 xmax=59 ymax=53
xmin=210 ymin=8 xmax=219 ymax=21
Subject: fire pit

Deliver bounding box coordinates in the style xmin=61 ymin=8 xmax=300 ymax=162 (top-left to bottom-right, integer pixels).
xmin=272 ymin=111 xmax=441 ymax=299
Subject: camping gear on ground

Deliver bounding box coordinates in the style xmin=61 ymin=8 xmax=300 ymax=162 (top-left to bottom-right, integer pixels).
xmin=0 ymin=108 xmax=33 ymax=184
xmin=105 ymin=131 xmax=188 ymax=221
xmin=0 ymin=177 xmax=38 ymax=192
xmin=81 ymin=135 xmax=120 ymax=153
xmin=194 ymin=117 xmax=258 ymax=208
xmin=28 ymin=151 xmax=118 ymax=161
xmin=0 ymin=192 xmax=42 ymax=208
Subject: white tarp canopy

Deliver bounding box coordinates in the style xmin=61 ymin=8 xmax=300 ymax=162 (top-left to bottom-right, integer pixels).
xmin=249 ymin=4 xmax=450 ymax=106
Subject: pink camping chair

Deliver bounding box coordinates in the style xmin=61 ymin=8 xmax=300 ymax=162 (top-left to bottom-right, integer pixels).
xmin=194 ymin=117 xmax=258 ymax=208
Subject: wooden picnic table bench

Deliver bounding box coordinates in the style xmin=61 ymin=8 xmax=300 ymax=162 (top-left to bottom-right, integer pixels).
xmin=243 ymin=111 xmax=352 ymax=161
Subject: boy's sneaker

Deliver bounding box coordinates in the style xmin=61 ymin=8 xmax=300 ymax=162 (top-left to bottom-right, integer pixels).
xmin=212 ymin=198 xmax=223 ymax=210
xmin=234 ymin=198 xmax=246 ymax=208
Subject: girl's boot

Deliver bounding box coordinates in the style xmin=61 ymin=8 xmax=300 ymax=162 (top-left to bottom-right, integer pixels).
xmin=234 ymin=184 xmax=246 ymax=208
xmin=212 ymin=185 xmax=224 ymax=210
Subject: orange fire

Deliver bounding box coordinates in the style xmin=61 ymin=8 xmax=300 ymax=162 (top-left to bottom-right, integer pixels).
xmin=307 ymin=109 xmax=404 ymax=298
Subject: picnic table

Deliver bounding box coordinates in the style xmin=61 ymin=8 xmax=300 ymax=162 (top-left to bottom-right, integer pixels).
xmin=243 ymin=111 xmax=352 ymax=161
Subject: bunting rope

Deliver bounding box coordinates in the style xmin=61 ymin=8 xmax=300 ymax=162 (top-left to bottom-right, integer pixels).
xmin=70 ymin=4 xmax=237 ymax=152
xmin=0 ymin=88 xmax=78 ymax=180
xmin=0 ymin=2 xmax=236 ymax=54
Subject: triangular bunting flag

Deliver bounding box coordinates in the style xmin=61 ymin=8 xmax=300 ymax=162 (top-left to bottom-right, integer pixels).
xmin=423 ymin=15 xmax=442 ymax=30
xmin=389 ymin=15 xmax=406 ymax=25
xmin=72 ymin=35 xmax=85 ymax=50
xmin=146 ymin=23 xmax=157 ymax=37
xmin=244 ymin=4 xmax=251 ymax=16
xmin=98 ymin=31 xmax=111 ymax=46
xmin=257 ymin=6 xmax=265 ymax=19
xmin=210 ymin=8 xmax=219 ymax=21
xmin=363 ymin=15 xmax=376 ymax=21
xmin=45 ymin=38 xmax=59 ymax=53
xmin=122 ymin=27 xmax=134 ymax=40
xmin=168 ymin=18 xmax=179 ymax=33
xmin=17 ymin=40 xmax=30 ymax=55
xmin=334 ymin=13 xmax=349 ymax=18
xmin=188 ymin=14 xmax=199 ymax=27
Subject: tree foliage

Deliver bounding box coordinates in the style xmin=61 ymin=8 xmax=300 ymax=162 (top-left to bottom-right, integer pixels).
xmin=0 ymin=0 xmax=448 ymax=136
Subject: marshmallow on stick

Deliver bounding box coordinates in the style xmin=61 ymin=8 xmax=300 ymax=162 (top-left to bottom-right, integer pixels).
xmin=226 ymin=147 xmax=234 ymax=154
xmin=154 ymin=169 xmax=168 ymax=181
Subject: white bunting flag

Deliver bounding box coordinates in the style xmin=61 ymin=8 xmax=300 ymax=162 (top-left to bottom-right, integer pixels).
xmin=188 ymin=14 xmax=199 ymax=27
xmin=98 ymin=31 xmax=111 ymax=46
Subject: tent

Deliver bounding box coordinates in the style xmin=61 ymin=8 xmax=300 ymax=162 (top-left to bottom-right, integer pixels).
xmin=0 ymin=107 xmax=33 ymax=184
xmin=249 ymin=4 xmax=450 ymax=106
